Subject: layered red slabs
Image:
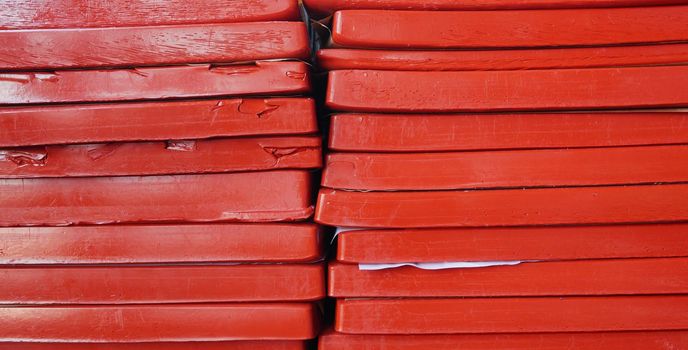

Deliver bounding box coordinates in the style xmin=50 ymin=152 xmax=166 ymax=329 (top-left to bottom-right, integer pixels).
xmin=0 ymin=223 xmax=322 ymax=264
xmin=1 ymin=0 xmax=300 ymax=29
xmin=1 ymin=170 xmax=313 ymax=226
xmin=0 ymin=136 xmax=321 ymax=178
xmin=335 ymin=296 xmax=688 ymax=334
xmin=328 ymin=113 xmax=688 ymax=152
xmin=323 ymin=145 xmax=688 ymax=190
xmin=330 ymin=7 xmax=688 ymax=48
xmin=316 ymin=184 xmax=688 ymax=227
xmin=319 ymin=328 xmax=688 ymax=350
xmin=0 ymin=341 xmax=309 ymax=350
xmin=326 ymin=66 xmax=688 ymax=112
xmin=0 ymin=98 xmax=317 ymax=147
xmin=0 ymin=303 xmax=319 ymax=341
xmin=0 ymin=22 xmax=309 ymax=70
xmin=336 ymin=224 xmax=688 ymax=263
xmin=0 ymin=61 xmax=309 ymax=104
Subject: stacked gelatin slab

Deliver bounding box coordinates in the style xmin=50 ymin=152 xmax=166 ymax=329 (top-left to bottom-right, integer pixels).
xmin=306 ymin=0 xmax=688 ymax=349
xmin=0 ymin=1 xmax=323 ymax=349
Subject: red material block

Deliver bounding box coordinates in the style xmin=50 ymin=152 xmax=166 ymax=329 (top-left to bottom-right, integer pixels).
xmin=0 ymin=61 xmax=310 ymax=105
xmin=328 ymin=113 xmax=688 ymax=152
xmin=0 ymin=342 xmax=307 ymax=350
xmin=1 ymin=264 xmax=324 ymax=304
xmin=326 ymin=67 xmax=688 ymax=112
xmin=306 ymin=0 xmax=688 ymax=13
xmin=331 ymin=8 xmax=688 ymax=49
xmin=0 ymin=223 xmax=322 ymax=264
xmin=329 ymin=258 xmax=688 ymax=297
xmin=319 ymin=328 xmax=688 ymax=350
xmin=318 ymin=45 xmax=688 ymax=71
xmin=337 ymin=224 xmax=688 ymax=263
xmin=0 ymin=22 xmax=309 ymax=70
xmin=1 ymin=0 xmax=299 ymax=29
xmin=0 ymin=170 xmax=312 ymax=226
xmin=0 ymin=303 xmax=319 ymax=341
xmin=315 ymin=184 xmax=688 ymax=228
xmin=335 ymin=296 xmax=688 ymax=334
xmin=0 ymin=98 xmax=317 ymax=147
xmin=0 ymin=136 xmax=321 ymax=178
xmin=323 ymin=145 xmax=688 ymax=191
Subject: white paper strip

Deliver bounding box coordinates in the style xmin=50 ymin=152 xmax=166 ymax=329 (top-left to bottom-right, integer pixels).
xmin=359 ymin=261 xmax=525 ymax=271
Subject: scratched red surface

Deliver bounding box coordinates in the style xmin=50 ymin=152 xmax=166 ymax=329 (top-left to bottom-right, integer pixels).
xmin=318 ymin=44 xmax=688 ymax=71
xmin=0 ymin=61 xmax=310 ymax=105
xmin=1 ymin=0 xmax=301 ymax=29
xmin=328 ymin=113 xmax=688 ymax=152
xmin=330 ymin=7 xmax=688 ymax=49
xmin=316 ymin=184 xmax=688 ymax=228
xmin=0 ymin=223 xmax=323 ymax=264
xmin=336 ymin=223 xmax=688 ymax=263
xmin=0 ymin=136 xmax=321 ymax=178
xmin=318 ymin=328 xmax=688 ymax=350
xmin=0 ymin=22 xmax=309 ymax=70
xmin=0 ymin=98 xmax=317 ymax=147
xmin=1 ymin=264 xmax=325 ymax=303
xmin=0 ymin=170 xmax=313 ymax=226
xmin=0 ymin=303 xmax=320 ymax=341
xmin=326 ymin=66 xmax=688 ymax=112
xmin=335 ymin=296 xmax=688 ymax=334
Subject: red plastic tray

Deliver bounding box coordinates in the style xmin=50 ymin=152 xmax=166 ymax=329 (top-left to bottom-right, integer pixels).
xmin=326 ymin=66 xmax=688 ymax=112
xmin=335 ymin=296 xmax=688 ymax=334
xmin=1 ymin=0 xmax=300 ymax=29
xmin=0 ymin=223 xmax=322 ymax=264
xmin=1 ymin=170 xmax=313 ymax=226
xmin=0 ymin=22 xmax=309 ymax=70
xmin=0 ymin=341 xmax=307 ymax=350
xmin=328 ymin=113 xmax=688 ymax=152
xmin=337 ymin=224 xmax=688 ymax=263
xmin=322 ymin=145 xmax=688 ymax=191
xmin=1 ymin=264 xmax=324 ymax=304
xmin=0 ymin=98 xmax=317 ymax=147
xmin=330 ymin=7 xmax=688 ymax=49
xmin=319 ymin=328 xmax=688 ymax=350
xmin=306 ymin=0 xmax=688 ymax=13
xmin=316 ymin=184 xmax=688 ymax=228
xmin=329 ymin=258 xmax=688 ymax=297
xmin=1 ymin=136 xmax=321 ymax=178
xmin=0 ymin=303 xmax=319 ymax=341
xmin=0 ymin=61 xmax=310 ymax=105
xmin=318 ymin=45 xmax=688 ymax=71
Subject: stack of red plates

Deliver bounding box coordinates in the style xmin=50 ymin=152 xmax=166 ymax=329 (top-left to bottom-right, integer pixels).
xmin=0 ymin=1 xmax=323 ymax=349
xmin=308 ymin=1 xmax=688 ymax=348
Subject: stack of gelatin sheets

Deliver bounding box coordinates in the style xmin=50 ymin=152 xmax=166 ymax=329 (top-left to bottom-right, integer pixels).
xmin=306 ymin=0 xmax=688 ymax=349
xmin=0 ymin=1 xmax=324 ymax=349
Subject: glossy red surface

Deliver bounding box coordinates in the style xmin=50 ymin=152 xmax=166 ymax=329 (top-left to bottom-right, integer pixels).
xmin=0 ymin=170 xmax=313 ymax=226
xmin=0 ymin=223 xmax=322 ymax=264
xmin=329 ymin=258 xmax=688 ymax=297
xmin=1 ymin=264 xmax=324 ymax=303
xmin=331 ymin=7 xmax=688 ymax=49
xmin=0 ymin=22 xmax=309 ymax=70
xmin=326 ymin=66 xmax=688 ymax=112
xmin=318 ymin=45 xmax=688 ymax=71
xmin=322 ymin=145 xmax=688 ymax=190
xmin=337 ymin=223 xmax=688 ymax=263
xmin=316 ymin=184 xmax=688 ymax=228
xmin=1 ymin=0 xmax=300 ymax=29
xmin=0 ymin=341 xmax=308 ymax=349
xmin=0 ymin=61 xmax=310 ymax=105
xmin=335 ymin=296 xmax=688 ymax=334
xmin=0 ymin=303 xmax=320 ymax=341
xmin=0 ymin=98 xmax=317 ymax=147
xmin=0 ymin=136 xmax=321 ymax=178
xmin=328 ymin=113 xmax=688 ymax=152
xmin=319 ymin=328 xmax=688 ymax=350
